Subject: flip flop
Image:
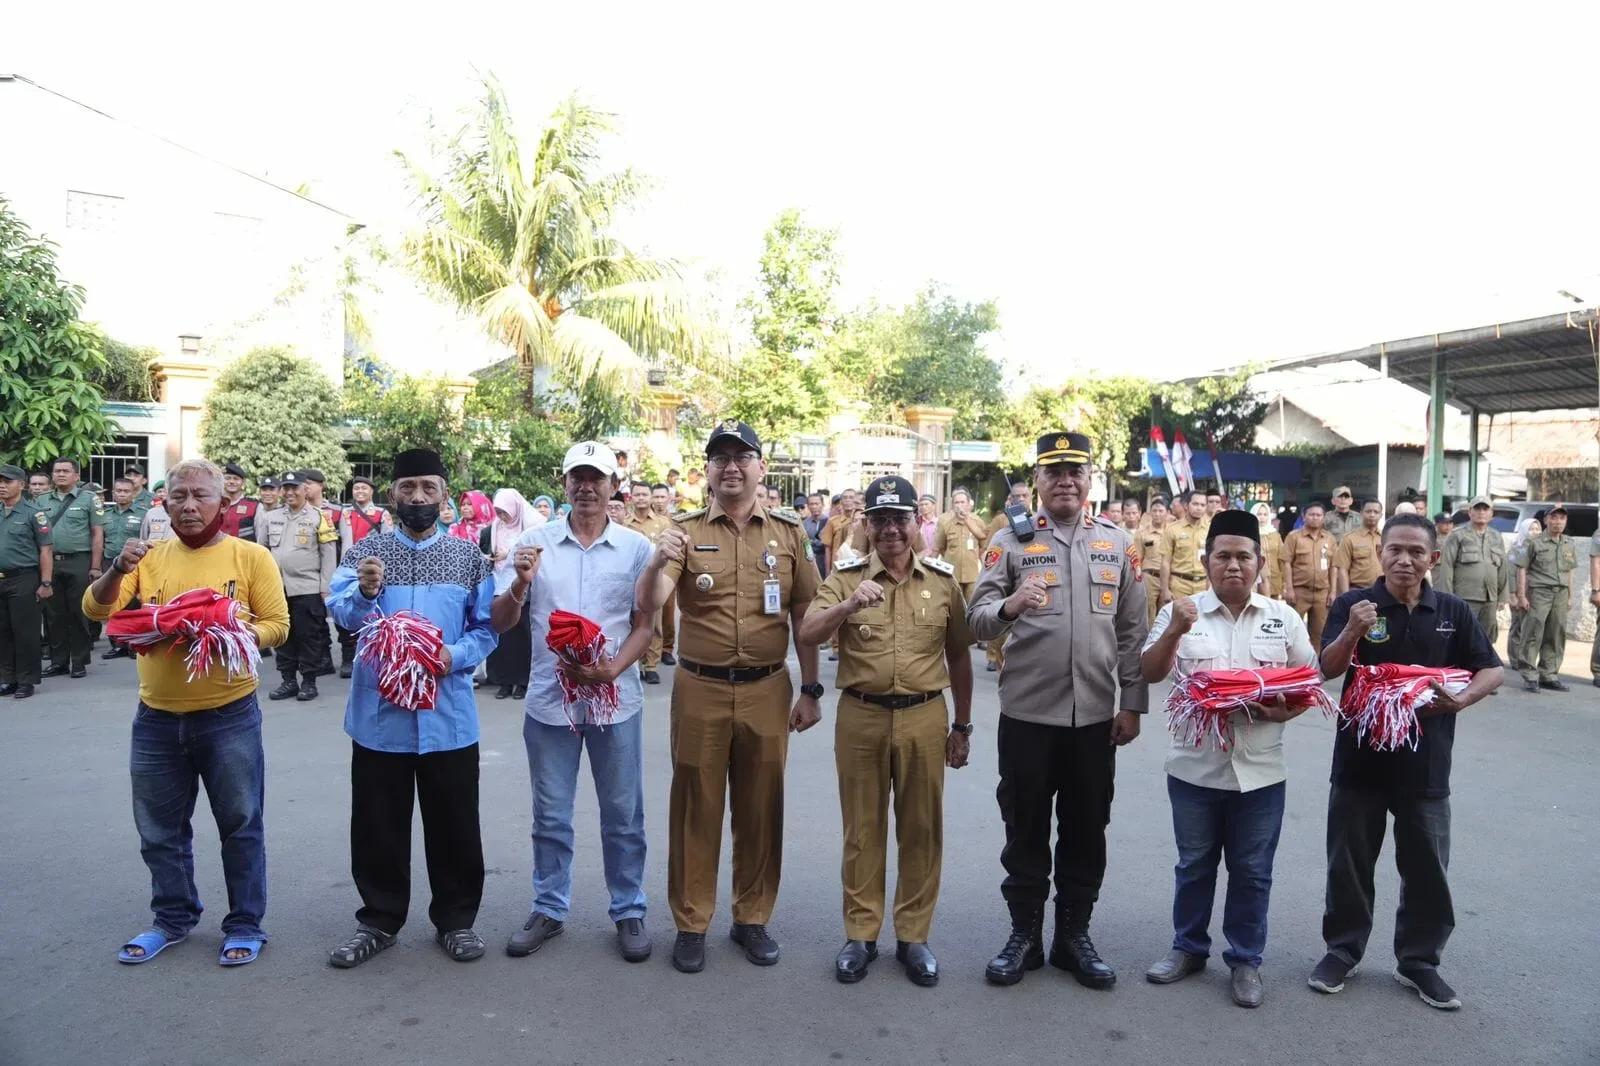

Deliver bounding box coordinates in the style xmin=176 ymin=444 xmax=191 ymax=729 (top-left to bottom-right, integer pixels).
xmin=219 ymin=937 xmax=265 ymax=967
xmin=118 ymin=929 xmax=186 ymax=965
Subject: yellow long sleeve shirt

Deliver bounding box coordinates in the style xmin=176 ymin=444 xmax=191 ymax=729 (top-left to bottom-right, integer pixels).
xmin=82 ymin=536 xmax=290 ymax=712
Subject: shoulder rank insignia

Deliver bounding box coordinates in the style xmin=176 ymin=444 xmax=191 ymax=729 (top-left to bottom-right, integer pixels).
xmin=923 ymin=557 xmax=955 ymax=577
xmin=767 ymin=508 xmax=801 ymax=526
xmin=835 ymin=557 xmax=868 ymax=571
xmin=672 ymin=508 xmax=707 ymax=523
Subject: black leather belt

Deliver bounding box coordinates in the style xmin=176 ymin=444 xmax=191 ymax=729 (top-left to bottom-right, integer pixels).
xmin=845 ymin=688 xmax=942 ymax=710
xmin=1173 ymin=573 xmax=1204 ymax=581
xmin=0 ymin=565 xmax=38 ymax=579
xmin=54 ymin=552 xmax=80 ymax=559
xmin=679 ymin=659 xmax=784 ymax=684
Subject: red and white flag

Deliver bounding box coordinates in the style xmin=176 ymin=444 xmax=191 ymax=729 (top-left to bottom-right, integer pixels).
xmin=1150 ymin=426 xmax=1181 ymax=496
xmin=1206 ymin=430 xmax=1225 ymax=496
xmin=1172 ymin=429 xmax=1196 ymax=492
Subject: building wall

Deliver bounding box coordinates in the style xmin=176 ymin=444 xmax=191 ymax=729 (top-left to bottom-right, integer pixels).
xmin=1255 ymin=397 xmax=1350 ymax=451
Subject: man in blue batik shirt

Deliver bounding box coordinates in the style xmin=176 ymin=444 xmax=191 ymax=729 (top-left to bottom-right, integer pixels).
xmin=324 ymin=448 xmax=499 ymax=969
xmin=494 ymin=441 xmax=657 ymax=964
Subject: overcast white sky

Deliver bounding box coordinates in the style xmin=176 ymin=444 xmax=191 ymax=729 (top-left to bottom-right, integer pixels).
xmin=10 ymin=1 xmax=1598 ymax=384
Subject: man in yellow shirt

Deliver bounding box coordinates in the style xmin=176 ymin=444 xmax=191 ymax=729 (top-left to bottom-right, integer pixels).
xmin=84 ymin=459 xmax=289 ymax=968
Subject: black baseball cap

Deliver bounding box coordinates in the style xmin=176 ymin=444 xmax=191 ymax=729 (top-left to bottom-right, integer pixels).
xmin=260 ymin=477 xmax=280 ymax=489
xmin=1545 ymin=504 xmax=1568 ymax=516
xmin=706 ymin=419 xmax=762 ymax=456
xmin=279 ymin=471 xmax=306 ymax=487
xmin=863 ymin=476 xmax=917 ymax=513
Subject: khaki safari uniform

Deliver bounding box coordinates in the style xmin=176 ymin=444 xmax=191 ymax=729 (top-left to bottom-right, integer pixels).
xmin=933 ymin=511 xmax=989 ymax=603
xmin=1138 ymin=521 xmax=1169 ymax=624
xmin=1324 ymin=508 xmax=1363 ymax=544
xmin=0 ymin=498 xmax=53 ymax=687
xmin=1332 ymin=526 xmax=1383 ymax=592
xmin=662 ymin=501 xmax=820 ymax=933
xmin=1161 ymin=516 xmax=1209 ymax=598
xmin=812 ymin=552 xmax=970 ymax=943
xmin=822 ymin=511 xmax=856 ymax=569
xmin=1283 ymin=527 xmax=1335 ymax=644
xmin=1435 ymin=526 xmax=1508 ymax=644
xmin=625 ymin=508 xmax=672 ymax=669
xmin=263 ymin=503 xmax=338 ymax=681
xmin=1513 ymin=531 xmax=1576 ymax=683
xmin=1258 ymin=528 xmax=1284 ymax=598
xmin=42 ymin=484 xmax=106 ymax=670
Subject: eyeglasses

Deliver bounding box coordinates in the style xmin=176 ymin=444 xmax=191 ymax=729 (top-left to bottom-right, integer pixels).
xmin=867 ymin=514 xmax=913 ymax=528
xmin=708 ymin=452 xmax=759 ymax=469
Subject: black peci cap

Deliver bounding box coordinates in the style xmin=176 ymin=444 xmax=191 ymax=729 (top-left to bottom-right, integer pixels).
xmin=706 ymin=419 xmax=762 ymax=456
xmin=1035 ymin=431 xmax=1092 ymax=465
xmin=1205 ymin=509 xmax=1260 ymax=546
xmin=392 ymin=449 xmax=447 ymax=481
xmin=863 ymin=475 xmax=917 ymax=513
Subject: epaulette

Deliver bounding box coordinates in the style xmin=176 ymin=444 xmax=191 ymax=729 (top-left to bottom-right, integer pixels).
xmin=768 ymin=508 xmax=802 ymax=526
xmin=922 ymin=557 xmax=955 ymax=577
xmin=1093 ymin=512 xmax=1122 ymax=529
xmin=834 ymin=557 xmax=868 ymax=571
xmin=672 ymin=508 xmax=706 ymax=523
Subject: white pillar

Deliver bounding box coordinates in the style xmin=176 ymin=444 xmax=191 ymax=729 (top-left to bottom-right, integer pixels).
xmin=1377 ymin=347 xmax=1390 ymax=511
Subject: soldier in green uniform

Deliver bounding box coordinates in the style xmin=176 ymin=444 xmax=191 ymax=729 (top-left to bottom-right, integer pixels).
xmin=1433 ymin=495 xmax=1508 ymax=647
xmin=0 ymin=465 xmax=54 ymax=699
xmin=1588 ymin=528 xmax=1600 ymax=690
xmin=123 ymin=463 xmax=155 ymax=510
xmin=41 ymin=457 xmax=106 ymax=679
xmin=98 ymin=477 xmax=150 ymax=660
xmin=1512 ymin=504 xmax=1576 ymax=694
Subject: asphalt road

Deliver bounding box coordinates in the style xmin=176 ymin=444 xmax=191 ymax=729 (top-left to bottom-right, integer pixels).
xmin=1 ymin=636 xmax=1596 ymax=1066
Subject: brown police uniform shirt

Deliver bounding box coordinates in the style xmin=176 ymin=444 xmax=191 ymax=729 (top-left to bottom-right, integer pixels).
xmin=1283 ymin=527 xmax=1335 ymax=594
xmin=663 ymin=501 xmax=820 ymax=667
xmin=1160 ymin=517 xmax=1208 ymax=582
xmin=933 ymin=511 xmax=989 ymax=584
xmin=1331 ymin=526 xmax=1383 ymax=589
xmin=822 ymin=513 xmax=855 ymax=562
xmin=968 ymin=510 xmax=1149 ymax=726
xmin=811 ymin=552 xmax=972 ymax=695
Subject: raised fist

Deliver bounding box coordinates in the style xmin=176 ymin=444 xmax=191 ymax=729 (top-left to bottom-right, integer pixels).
xmin=358 ymin=557 xmax=385 ymax=598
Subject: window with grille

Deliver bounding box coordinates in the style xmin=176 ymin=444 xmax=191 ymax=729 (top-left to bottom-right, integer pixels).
xmin=65 ymin=190 xmax=125 ymax=233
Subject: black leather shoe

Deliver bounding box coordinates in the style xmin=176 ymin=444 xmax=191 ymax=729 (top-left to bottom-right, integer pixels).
xmin=671 ymin=931 xmax=706 ymax=973
xmin=1145 ymin=949 xmax=1206 ymax=984
xmin=296 ymin=678 xmax=318 ymax=701
xmin=268 ymin=678 xmax=300 ymax=701
xmin=835 ymin=940 xmax=877 ymax=983
xmin=511 ymin=684 xmax=527 ymax=699
xmin=986 ymin=662 xmax=998 ymax=672
xmin=14 ymin=685 xmax=34 ymax=700
xmin=641 ymin=670 xmax=660 ymax=685
xmin=101 ymin=646 xmax=130 ymax=660
xmin=615 ymin=917 xmax=651 ymax=962
xmin=985 ymin=902 xmax=1045 ymax=985
xmin=729 ymin=923 xmax=780 ymax=965
xmin=0 ymin=684 xmax=15 ymax=696
xmin=506 ymin=912 xmax=564 ymax=957
xmin=339 ymin=661 xmax=353 ymax=679
xmin=41 ymin=665 xmax=68 ymax=679
xmin=69 ymin=666 xmax=87 ymax=679
xmin=660 ymin=653 xmax=677 ymax=666
xmin=1592 ymin=677 xmax=1600 ymax=689
xmin=1231 ymin=964 xmax=1264 ymax=1007
xmin=1539 ymin=678 xmax=1570 ymax=692
xmin=1049 ymin=900 xmax=1115 ymax=989
xmin=896 ymin=941 xmax=938 ymax=987
xmin=1523 ymin=679 xmax=1540 ymax=693
xmin=494 ymin=685 xmax=514 ymax=700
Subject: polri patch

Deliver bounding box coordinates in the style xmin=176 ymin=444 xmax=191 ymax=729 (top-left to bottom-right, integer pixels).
xmin=982 ymin=546 xmax=1004 ymax=570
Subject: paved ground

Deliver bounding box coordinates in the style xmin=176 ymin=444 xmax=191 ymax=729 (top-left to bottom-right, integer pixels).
xmin=1 ymin=633 xmax=1597 ymax=1066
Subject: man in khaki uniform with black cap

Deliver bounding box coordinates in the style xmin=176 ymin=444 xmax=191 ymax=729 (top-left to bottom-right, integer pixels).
xmin=1435 ymin=495 xmax=1508 ymax=646
xmin=969 ymin=430 xmax=1148 ymax=990
xmin=636 ymin=419 xmax=822 ymax=975
xmin=799 ymin=475 xmax=974 ymax=988
xmin=263 ymin=471 xmax=338 ymax=702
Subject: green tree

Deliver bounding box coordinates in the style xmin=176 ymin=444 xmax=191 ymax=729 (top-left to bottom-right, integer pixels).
xmin=0 ymin=197 xmax=119 ymax=469
xmin=716 ymin=349 xmax=833 ymax=445
xmin=398 ymin=76 xmax=717 ymax=397
xmin=462 ymin=361 xmax=568 ymax=500
xmin=343 ymin=358 xmax=469 ymax=478
xmin=1155 ymin=368 xmax=1269 ymax=453
xmin=90 ymin=337 xmax=160 ymax=402
xmin=857 ymin=287 xmax=1003 ymax=437
xmin=200 ymin=347 xmax=349 ymax=486
xmin=741 ymin=208 xmax=840 ymax=357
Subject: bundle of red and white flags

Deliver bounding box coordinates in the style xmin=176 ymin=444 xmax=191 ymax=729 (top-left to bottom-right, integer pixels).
xmin=1338 ymin=663 xmax=1471 ymax=752
xmin=546 ymin=610 xmax=619 ymax=730
xmin=1166 ymin=665 xmax=1334 ymax=751
xmin=356 ymin=610 xmax=446 ymax=711
xmin=106 ymin=588 xmax=260 ymax=683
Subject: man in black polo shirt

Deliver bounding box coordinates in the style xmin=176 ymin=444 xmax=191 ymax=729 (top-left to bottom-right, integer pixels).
xmin=1310 ymin=513 xmax=1502 ymax=1011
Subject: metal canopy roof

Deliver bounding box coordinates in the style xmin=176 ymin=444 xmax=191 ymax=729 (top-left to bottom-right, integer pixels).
xmin=1265 ymin=308 xmax=1599 ymax=414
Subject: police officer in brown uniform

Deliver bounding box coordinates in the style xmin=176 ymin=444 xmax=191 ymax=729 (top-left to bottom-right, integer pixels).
xmin=1331 ymin=498 xmax=1385 ymax=596
xmin=933 ymin=487 xmax=988 ymax=602
xmin=264 ymin=471 xmax=338 ymax=701
xmin=635 ymin=420 xmax=823 ymax=975
xmin=969 ymin=431 xmax=1148 ymax=989
xmin=625 ymin=479 xmax=671 ymax=684
xmin=1283 ymin=501 xmax=1336 ymax=641
xmin=1160 ymin=490 xmax=1209 ymax=607
xmin=1434 ymin=495 xmax=1508 ymax=646
xmin=798 ymin=476 xmax=974 ymax=987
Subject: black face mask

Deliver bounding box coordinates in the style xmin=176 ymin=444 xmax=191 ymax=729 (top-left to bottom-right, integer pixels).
xmin=396 ymin=501 xmax=440 ymax=532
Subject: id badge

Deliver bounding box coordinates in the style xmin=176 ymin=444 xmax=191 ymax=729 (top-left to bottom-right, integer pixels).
xmin=1319 ymin=555 xmax=1329 ymax=571
xmin=763 ymin=579 xmax=782 ymax=615
xmin=966 ymin=537 xmax=974 ymax=551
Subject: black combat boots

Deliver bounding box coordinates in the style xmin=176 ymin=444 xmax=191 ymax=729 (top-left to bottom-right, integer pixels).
xmin=985 ymin=901 xmax=1045 ymax=985
xmin=1049 ymin=899 xmax=1116 ymax=989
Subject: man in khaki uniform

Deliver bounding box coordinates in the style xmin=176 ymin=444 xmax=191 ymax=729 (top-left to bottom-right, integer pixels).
xmin=636 ymin=420 xmax=822 ymax=975
xmin=625 ymin=480 xmax=672 ymax=684
xmin=1283 ymin=502 xmax=1336 ymax=642
xmin=1160 ymin=490 xmax=1210 ymax=607
xmin=821 ymin=489 xmax=861 ymax=573
xmin=982 ymin=482 xmax=1033 ymax=672
xmin=969 ymin=431 xmax=1148 ymax=991
xmin=933 ymin=487 xmax=988 ymax=601
xmin=1434 ymin=495 xmax=1508 ymax=645
xmin=799 ymin=476 xmax=974 ymax=988
xmin=1331 ymin=498 xmax=1384 ymax=595
xmin=1513 ymin=503 xmax=1576 ymax=693
xmin=1324 ymin=486 xmax=1362 ymax=543
xmin=263 ymin=471 xmax=338 ymax=702
xmin=1139 ymin=496 xmax=1171 ymax=624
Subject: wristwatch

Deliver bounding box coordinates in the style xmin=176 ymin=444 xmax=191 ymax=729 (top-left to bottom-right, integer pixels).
xmin=950 ymin=721 xmax=974 ymax=736
xmin=800 ymin=682 xmax=825 ymax=700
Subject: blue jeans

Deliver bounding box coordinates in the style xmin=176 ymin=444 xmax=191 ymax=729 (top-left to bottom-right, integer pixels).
xmin=1167 ymin=775 xmax=1285 ymax=969
xmin=130 ymin=695 xmax=267 ymax=940
xmin=524 ymin=714 xmax=646 ymax=922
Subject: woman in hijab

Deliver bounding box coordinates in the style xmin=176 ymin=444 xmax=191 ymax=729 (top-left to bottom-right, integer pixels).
xmin=1251 ymin=501 xmax=1285 ymax=598
xmin=1506 ymin=516 xmax=1543 ymax=672
xmin=452 ymin=490 xmax=494 ymax=545
xmin=532 ymin=495 xmax=554 ymax=523
xmin=437 ymin=497 xmax=458 ymax=533
xmin=483 ymin=489 xmax=538 ymax=699
xmin=555 ymin=502 xmax=571 ymax=520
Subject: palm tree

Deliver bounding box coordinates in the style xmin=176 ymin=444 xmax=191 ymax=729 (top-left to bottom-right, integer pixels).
xmin=396 ymin=76 xmax=717 ymax=398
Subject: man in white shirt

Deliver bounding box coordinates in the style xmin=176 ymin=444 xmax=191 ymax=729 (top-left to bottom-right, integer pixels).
xmin=1138 ymin=510 xmax=1317 ymax=1009
xmin=490 ymin=442 xmax=657 ymax=965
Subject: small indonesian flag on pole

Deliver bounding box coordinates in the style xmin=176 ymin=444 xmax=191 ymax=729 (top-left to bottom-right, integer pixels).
xmin=1150 ymin=426 xmax=1181 ymax=496
xmin=1172 ymin=429 xmax=1196 ymax=492
xmin=1206 ymin=430 xmax=1225 ymax=495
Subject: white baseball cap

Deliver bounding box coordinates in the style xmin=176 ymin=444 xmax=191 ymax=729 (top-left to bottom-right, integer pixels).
xmin=561 ymin=441 xmax=618 ymax=477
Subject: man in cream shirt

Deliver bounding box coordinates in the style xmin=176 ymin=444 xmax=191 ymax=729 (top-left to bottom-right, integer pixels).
xmin=1137 ymin=510 xmax=1317 ymax=1009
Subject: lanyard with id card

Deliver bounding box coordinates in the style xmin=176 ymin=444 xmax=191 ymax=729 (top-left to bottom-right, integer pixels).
xmin=763 ymin=544 xmax=782 ymax=615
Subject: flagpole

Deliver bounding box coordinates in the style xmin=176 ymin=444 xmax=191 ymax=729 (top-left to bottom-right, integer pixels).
xmin=1151 ymin=427 xmax=1181 ymax=496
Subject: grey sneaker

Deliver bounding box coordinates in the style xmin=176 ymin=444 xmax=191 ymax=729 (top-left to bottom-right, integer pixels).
xmin=1308 ymin=952 xmax=1359 ymax=993
xmin=1394 ymin=966 xmax=1461 ymax=1010
xmin=506 ymin=912 xmax=563 ymax=957
xmin=616 ymin=917 xmax=651 ymax=963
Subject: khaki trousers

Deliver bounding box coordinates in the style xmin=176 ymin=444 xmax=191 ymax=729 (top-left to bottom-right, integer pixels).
xmin=647 ymin=591 xmax=678 ymax=667
xmin=1462 ymin=599 xmax=1500 ymax=645
xmin=1169 ymin=574 xmax=1208 ymax=598
xmin=1294 ymin=594 xmax=1331 ymax=648
xmin=668 ymin=667 xmax=792 ymax=932
xmin=1144 ymin=576 xmax=1163 ymax=626
xmin=1517 ymin=586 xmax=1568 ymax=682
xmin=835 ymin=693 xmax=946 ymax=942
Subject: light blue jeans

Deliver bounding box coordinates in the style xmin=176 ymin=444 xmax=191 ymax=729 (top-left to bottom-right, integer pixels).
xmin=523 ymin=714 xmax=647 ymax=922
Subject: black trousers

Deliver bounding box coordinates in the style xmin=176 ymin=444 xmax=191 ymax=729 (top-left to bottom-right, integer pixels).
xmin=1323 ymin=784 xmax=1454 ymax=969
xmin=279 ymin=594 xmax=329 ymax=680
xmin=45 ymin=553 xmax=93 ymax=668
xmin=337 ymin=624 xmax=356 ymax=661
xmin=485 ymin=602 xmax=530 ymax=686
xmin=351 ymin=741 xmax=484 ymax=936
xmin=0 ymin=568 xmax=43 ymax=685
xmin=996 ymin=715 xmax=1116 ymax=905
